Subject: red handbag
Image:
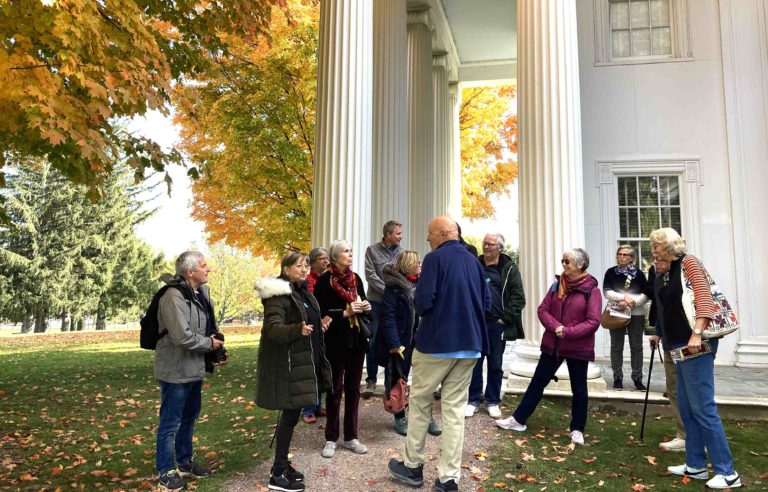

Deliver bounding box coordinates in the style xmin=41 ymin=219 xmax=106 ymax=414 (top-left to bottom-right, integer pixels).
xmin=383 ymin=354 xmax=409 ymax=414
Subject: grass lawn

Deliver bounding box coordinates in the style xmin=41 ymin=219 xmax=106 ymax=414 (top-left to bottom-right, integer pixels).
xmin=0 ymin=326 xmax=275 ymax=491
xmin=485 ymin=396 xmax=768 ymax=491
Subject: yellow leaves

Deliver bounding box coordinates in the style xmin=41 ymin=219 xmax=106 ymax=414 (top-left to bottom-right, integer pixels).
xmin=644 ymin=455 xmax=657 ymax=465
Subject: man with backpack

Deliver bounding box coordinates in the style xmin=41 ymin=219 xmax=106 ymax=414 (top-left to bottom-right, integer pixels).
xmin=152 ymin=251 xmax=225 ymax=490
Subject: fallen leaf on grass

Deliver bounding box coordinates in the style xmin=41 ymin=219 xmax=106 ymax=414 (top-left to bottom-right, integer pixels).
xmin=681 ymin=476 xmax=691 ymax=484
xmin=124 ymin=467 xmax=138 ymax=477
xmin=582 ymin=456 xmax=597 ymax=463
xmin=20 ymin=472 xmax=37 ymax=481
xmin=631 ymin=484 xmax=648 ymax=491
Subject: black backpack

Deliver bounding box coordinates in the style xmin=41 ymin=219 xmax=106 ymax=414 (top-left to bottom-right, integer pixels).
xmin=140 ymin=285 xmax=188 ymax=350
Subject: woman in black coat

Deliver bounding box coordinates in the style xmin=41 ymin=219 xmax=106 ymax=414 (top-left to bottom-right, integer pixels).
xmin=255 ymin=252 xmax=332 ymax=492
xmin=376 ymin=251 xmax=441 ymax=436
xmin=312 ymin=239 xmax=372 ymax=459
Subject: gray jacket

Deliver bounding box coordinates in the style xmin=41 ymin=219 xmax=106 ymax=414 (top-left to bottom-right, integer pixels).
xmin=364 ymin=241 xmax=403 ymax=302
xmin=154 ymin=275 xmax=215 ymax=383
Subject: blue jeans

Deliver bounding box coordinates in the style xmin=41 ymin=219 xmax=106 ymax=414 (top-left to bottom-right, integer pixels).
xmin=513 ymin=352 xmax=589 ymax=432
xmin=468 ymin=326 xmax=506 ymax=406
xmin=672 ymin=338 xmax=735 ymax=475
xmin=365 ymin=301 xmax=382 ymax=383
xmin=156 ymin=380 xmax=202 ymax=474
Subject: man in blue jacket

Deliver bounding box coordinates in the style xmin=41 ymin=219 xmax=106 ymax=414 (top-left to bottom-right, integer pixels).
xmin=389 ymin=216 xmax=490 ymax=492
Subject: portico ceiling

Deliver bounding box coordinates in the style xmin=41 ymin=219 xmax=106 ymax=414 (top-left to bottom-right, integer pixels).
xmin=407 ymin=0 xmax=517 ymax=84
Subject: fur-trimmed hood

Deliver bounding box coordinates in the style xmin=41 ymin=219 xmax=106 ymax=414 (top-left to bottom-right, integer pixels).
xmin=382 ymin=264 xmax=412 ymax=291
xmin=254 ymin=277 xmax=292 ymax=300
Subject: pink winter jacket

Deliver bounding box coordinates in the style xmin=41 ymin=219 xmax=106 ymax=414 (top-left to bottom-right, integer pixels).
xmin=537 ymin=275 xmax=602 ymax=361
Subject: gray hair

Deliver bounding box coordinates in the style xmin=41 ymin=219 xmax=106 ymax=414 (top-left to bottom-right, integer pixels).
xmin=308 ymin=247 xmax=329 ymax=265
xmin=649 ymin=227 xmax=687 ymax=255
xmin=616 ymin=244 xmax=636 ymax=258
xmin=175 ymin=251 xmax=205 ymax=277
xmin=328 ymin=239 xmax=353 ymax=263
xmin=566 ymin=248 xmax=590 ymax=272
xmin=486 ymin=233 xmax=505 ymax=250
xmin=382 ymin=220 xmax=402 ymax=238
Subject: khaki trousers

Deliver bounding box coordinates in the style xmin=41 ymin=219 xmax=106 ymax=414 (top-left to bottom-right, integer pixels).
xmin=405 ymin=349 xmax=476 ymax=482
xmin=662 ymin=350 xmax=686 ymax=439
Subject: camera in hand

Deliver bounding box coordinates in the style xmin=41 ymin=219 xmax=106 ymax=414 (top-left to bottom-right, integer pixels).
xmin=210 ymin=332 xmax=228 ymax=364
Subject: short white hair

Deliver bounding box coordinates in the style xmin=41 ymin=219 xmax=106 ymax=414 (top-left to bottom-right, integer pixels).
xmin=175 ymin=251 xmax=205 ymax=277
xmin=485 ymin=232 xmax=505 ymax=250
xmin=328 ymin=239 xmax=352 ymax=263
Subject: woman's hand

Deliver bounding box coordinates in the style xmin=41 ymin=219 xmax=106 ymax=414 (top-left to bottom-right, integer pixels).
xmin=321 ymin=316 xmax=332 ymax=332
xmin=687 ymin=333 xmax=702 ymax=353
xmin=649 ymin=335 xmax=660 ymax=349
xmin=623 ymin=296 xmax=636 ymax=309
xmin=360 ymin=300 xmax=372 ymax=313
xmin=301 ymin=322 xmax=313 ymax=337
xmin=555 ymin=325 xmax=565 ymax=338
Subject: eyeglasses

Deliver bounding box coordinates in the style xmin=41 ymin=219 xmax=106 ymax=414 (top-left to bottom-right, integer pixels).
xmin=616 ymin=253 xmax=633 ymax=257
xmin=482 ymin=242 xmax=500 ymax=248
xmin=561 ymin=259 xmax=571 ymax=265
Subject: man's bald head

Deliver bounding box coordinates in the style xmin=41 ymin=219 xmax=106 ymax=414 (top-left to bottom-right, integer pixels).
xmin=427 ymin=216 xmax=459 ymax=250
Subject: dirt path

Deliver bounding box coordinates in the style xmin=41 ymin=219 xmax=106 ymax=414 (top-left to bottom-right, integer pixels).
xmin=225 ymin=396 xmax=505 ymax=491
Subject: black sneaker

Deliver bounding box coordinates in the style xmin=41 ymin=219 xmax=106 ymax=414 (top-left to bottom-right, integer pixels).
xmin=435 ymin=478 xmax=459 ymax=491
xmin=268 ymin=472 xmax=305 ymax=491
xmin=178 ymin=460 xmax=210 ymax=478
xmin=271 ymin=463 xmax=304 ymax=482
xmin=633 ymin=378 xmax=647 ymax=391
xmin=158 ymin=469 xmax=186 ymax=490
xmin=388 ymin=459 xmax=424 ymax=487
xmin=613 ymin=379 xmax=623 ymax=391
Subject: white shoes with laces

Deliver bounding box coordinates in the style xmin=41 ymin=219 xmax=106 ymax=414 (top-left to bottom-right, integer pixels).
xmin=659 ymin=437 xmax=686 ymax=452
xmin=570 ymin=430 xmax=585 ymax=445
xmin=486 ymin=404 xmax=502 ymax=418
xmin=667 ymin=464 xmax=707 ymax=480
xmin=706 ymin=473 xmax=742 ymax=489
xmin=321 ymin=441 xmax=336 ymax=458
xmin=342 ymin=439 xmax=368 ymax=454
xmin=495 ymin=415 xmax=526 ymax=431
xmin=464 ymin=403 xmax=478 ymax=418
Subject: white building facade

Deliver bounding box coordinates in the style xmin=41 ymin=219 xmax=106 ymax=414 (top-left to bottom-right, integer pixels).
xmin=311 ymin=0 xmax=768 ymax=368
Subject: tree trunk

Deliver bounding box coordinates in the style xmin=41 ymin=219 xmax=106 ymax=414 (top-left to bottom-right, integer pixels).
xmin=76 ymin=319 xmax=84 ymax=331
xmin=95 ymin=301 xmax=106 ymax=331
xmin=60 ymin=312 xmax=68 ymax=332
xmin=20 ymin=314 xmax=32 ymax=334
xmin=69 ymin=317 xmax=76 ymax=332
xmin=33 ymin=307 xmax=47 ymax=333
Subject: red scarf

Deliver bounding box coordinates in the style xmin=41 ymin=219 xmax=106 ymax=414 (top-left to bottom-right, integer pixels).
xmin=330 ymin=264 xmax=358 ymax=303
xmin=405 ymin=273 xmax=419 ymax=283
xmin=558 ymin=273 xmax=590 ymax=299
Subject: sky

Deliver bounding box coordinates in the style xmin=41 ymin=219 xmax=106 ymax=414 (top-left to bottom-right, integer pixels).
xmin=129 ymin=110 xmax=520 ymax=258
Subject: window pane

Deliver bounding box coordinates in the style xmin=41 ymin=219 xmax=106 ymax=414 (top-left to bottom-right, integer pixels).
xmin=669 ymin=207 xmax=682 ymax=231
xmin=659 ymin=176 xmax=679 ymax=205
xmin=638 ymin=176 xmax=659 ymax=206
xmin=618 ymin=177 xmax=638 ymax=206
xmin=631 ymin=28 xmax=651 ymax=56
xmin=650 ymin=0 xmax=670 ymax=26
xmin=640 ymin=207 xmax=660 ymax=236
xmin=610 ymin=1 xmax=630 ymax=29
xmin=637 ymin=241 xmax=654 ymax=271
xmin=612 ymin=29 xmax=631 ymax=58
xmin=627 ymin=208 xmax=640 ymax=237
xmin=652 ymin=27 xmax=672 ymax=55
xmin=630 ymin=0 xmax=650 ymax=28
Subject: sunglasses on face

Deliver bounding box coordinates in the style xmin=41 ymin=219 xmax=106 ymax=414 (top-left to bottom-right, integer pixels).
xmin=561 ymin=259 xmax=571 ymax=265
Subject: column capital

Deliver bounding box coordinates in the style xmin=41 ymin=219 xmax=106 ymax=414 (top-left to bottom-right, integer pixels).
xmin=432 ymin=51 xmax=448 ymax=69
xmin=407 ymin=8 xmax=430 ymax=27
xmin=448 ymin=81 xmax=459 ymax=96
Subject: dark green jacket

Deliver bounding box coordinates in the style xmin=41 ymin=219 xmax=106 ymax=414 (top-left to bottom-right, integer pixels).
xmin=254 ymin=277 xmax=332 ymax=410
xmin=500 ymin=261 xmax=526 ymax=341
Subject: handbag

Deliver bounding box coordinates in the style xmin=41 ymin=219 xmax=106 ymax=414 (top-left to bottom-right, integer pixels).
xmin=681 ymin=257 xmax=739 ymax=339
xmin=383 ymin=355 xmax=408 ymax=414
xmin=356 ymin=312 xmax=373 ymax=339
xmin=601 ymin=273 xmax=633 ymax=330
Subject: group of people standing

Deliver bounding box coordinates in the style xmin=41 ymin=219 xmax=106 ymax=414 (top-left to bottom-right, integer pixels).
xmin=151 ymin=221 xmax=740 ymax=491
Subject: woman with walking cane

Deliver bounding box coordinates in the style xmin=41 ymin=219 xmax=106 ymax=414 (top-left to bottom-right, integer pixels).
xmin=255 ymin=252 xmax=333 ymax=492
xmin=650 ymin=228 xmax=741 ymax=489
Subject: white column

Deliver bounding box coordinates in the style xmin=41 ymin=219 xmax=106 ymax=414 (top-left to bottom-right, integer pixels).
xmin=407 ymin=8 xmax=434 ymax=256
xmin=507 ymin=0 xmax=603 ymax=390
xmin=312 ymin=0 xmax=373 ymax=272
xmin=371 ymin=0 xmax=409 ymax=248
xmin=432 ymin=52 xmax=451 ymax=217
xmin=448 ymin=82 xmax=462 ymax=219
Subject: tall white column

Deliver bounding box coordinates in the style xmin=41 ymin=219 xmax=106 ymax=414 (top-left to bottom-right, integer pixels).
xmin=312 ymin=0 xmax=373 ymax=272
xmin=448 ymin=82 xmax=462 ymax=219
xmin=371 ymin=0 xmax=409 ymax=248
xmin=432 ymin=53 xmax=451 ymax=217
xmin=407 ymin=8 xmax=434 ymax=256
xmin=508 ymin=0 xmax=602 ymax=388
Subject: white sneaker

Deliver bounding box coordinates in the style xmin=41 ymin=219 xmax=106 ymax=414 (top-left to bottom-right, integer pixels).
xmin=342 ymin=439 xmax=368 ymax=454
xmin=706 ymin=473 xmax=742 ymax=489
xmin=667 ymin=464 xmax=708 ymax=480
xmin=570 ymin=430 xmax=585 ymax=445
xmin=487 ymin=404 xmax=502 ymax=418
xmin=464 ymin=403 xmax=478 ymax=418
xmin=495 ymin=415 xmax=526 ymax=431
xmin=659 ymin=437 xmax=686 ymax=452
xmin=321 ymin=441 xmax=336 ymax=458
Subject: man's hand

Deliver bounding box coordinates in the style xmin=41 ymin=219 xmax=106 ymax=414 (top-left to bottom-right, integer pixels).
xmin=301 ymin=322 xmax=313 ymax=337
xmin=211 ymin=335 xmax=225 ymax=350
xmin=649 ymin=335 xmax=660 ymax=349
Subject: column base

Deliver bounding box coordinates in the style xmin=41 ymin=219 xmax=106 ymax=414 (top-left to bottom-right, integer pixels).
xmin=503 ymin=341 xmax=606 ymax=393
xmin=736 ymin=338 xmax=768 ymax=368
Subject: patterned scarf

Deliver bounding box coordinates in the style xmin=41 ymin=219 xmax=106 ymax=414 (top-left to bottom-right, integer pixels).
xmin=615 ymin=265 xmax=638 ymax=276
xmin=557 ymin=273 xmax=591 ymax=299
xmin=329 ymin=264 xmax=358 ymax=303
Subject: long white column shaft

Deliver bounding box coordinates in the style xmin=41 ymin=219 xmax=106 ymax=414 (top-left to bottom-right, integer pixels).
xmin=518 ymin=0 xmax=585 ymax=344
xmin=448 ymin=82 xmax=462 ymax=219
xmin=371 ymin=0 xmax=409 ymax=247
xmin=312 ymin=0 xmax=373 ymax=270
xmin=407 ymin=9 xmax=435 ymax=256
xmin=432 ymin=53 xmax=452 ymax=217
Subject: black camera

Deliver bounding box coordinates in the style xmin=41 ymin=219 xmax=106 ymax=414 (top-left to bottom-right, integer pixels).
xmin=211 ymin=332 xmax=228 ymax=364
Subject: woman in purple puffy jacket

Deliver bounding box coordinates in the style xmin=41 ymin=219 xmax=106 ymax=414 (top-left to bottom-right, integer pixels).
xmin=495 ymin=248 xmax=602 ymax=446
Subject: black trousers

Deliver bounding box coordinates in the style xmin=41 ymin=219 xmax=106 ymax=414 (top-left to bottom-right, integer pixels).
xmin=273 ymin=408 xmax=301 ymax=470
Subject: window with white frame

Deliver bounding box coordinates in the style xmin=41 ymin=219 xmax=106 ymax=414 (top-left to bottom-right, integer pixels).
xmin=617 ymin=175 xmax=682 ymax=269
xmin=594 ymin=0 xmax=692 ymax=65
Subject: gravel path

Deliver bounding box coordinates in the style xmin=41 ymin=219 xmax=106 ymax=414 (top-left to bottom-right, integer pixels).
xmin=225 ymin=396 xmax=506 ymax=491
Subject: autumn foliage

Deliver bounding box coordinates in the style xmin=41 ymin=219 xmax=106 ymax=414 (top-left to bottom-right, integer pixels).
xmin=0 ymin=0 xmax=282 ymax=193
xmin=460 ymin=86 xmax=518 ymax=219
